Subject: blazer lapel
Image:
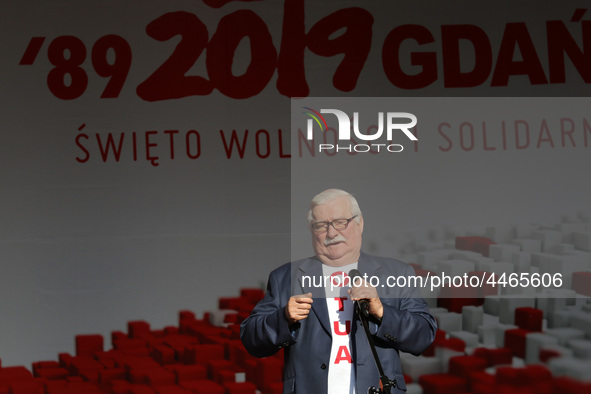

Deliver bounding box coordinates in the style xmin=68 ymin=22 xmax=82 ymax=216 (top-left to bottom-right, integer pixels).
xmin=358 ymin=252 xmax=383 ymax=289
xmin=294 ymin=258 xmax=331 ymax=335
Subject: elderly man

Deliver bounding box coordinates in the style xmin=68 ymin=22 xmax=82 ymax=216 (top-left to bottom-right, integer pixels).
xmin=240 ymin=189 xmax=436 ymax=394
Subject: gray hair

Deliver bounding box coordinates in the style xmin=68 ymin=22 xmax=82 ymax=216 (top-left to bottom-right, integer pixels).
xmin=307 ymin=189 xmax=363 ymax=224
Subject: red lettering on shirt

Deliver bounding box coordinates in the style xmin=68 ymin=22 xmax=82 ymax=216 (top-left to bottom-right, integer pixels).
xmin=334 ymin=297 xmax=347 ymax=311
xmin=334 ymin=345 xmax=353 ymax=364
xmin=333 ymin=320 xmax=351 ymax=335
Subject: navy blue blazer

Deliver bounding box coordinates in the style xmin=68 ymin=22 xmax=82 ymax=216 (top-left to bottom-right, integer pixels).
xmin=240 ymin=252 xmax=437 ymax=393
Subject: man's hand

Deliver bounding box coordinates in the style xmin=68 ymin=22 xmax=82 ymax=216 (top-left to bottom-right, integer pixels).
xmin=349 ymin=280 xmax=383 ymax=320
xmin=285 ymin=292 xmax=313 ymax=325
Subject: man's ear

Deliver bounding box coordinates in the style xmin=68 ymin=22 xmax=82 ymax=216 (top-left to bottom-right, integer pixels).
xmin=358 ymin=216 xmax=364 ymax=233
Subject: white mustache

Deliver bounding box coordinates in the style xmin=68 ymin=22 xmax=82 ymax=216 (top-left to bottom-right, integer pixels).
xmin=324 ymin=235 xmax=346 ymax=246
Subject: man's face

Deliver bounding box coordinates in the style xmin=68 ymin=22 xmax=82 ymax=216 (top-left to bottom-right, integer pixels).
xmin=310 ymin=196 xmax=364 ymax=267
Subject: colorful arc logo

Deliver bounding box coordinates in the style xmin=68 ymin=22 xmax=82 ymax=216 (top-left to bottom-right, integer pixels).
xmin=302 ymin=107 xmax=328 ymax=132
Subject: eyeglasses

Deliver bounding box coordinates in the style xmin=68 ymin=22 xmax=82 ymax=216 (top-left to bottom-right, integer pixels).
xmin=311 ymin=216 xmax=358 ymax=234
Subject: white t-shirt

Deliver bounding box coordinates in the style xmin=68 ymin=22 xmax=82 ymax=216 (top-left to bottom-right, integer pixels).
xmin=322 ymin=262 xmax=358 ymax=394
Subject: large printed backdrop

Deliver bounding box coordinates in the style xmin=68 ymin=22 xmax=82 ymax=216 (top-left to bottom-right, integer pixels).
xmin=1 ymin=0 xmax=591 ymax=367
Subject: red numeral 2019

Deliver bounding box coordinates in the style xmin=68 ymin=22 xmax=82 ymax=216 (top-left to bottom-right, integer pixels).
xmin=136 ymin=7 xmax=371 ymax=101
